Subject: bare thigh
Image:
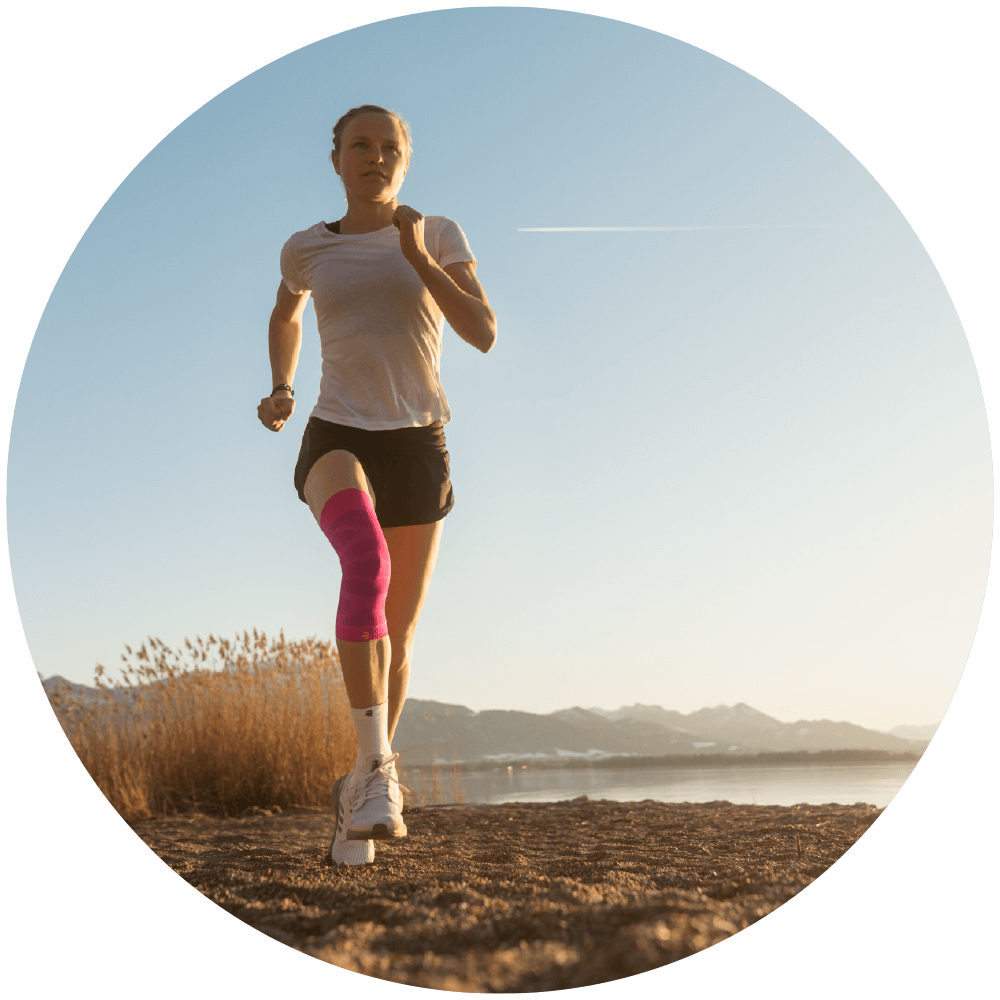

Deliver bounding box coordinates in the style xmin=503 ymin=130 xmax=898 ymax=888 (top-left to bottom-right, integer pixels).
xmin=303 ymin=449 xmax=376 ymax=526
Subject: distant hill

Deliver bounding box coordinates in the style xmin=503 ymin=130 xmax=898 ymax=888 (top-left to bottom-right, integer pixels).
xmin=40 ymin=676 xmax=934 ymax=765
xmin=590 ymin=702 xmax=931 ymax=754
xmin=888 ymin=723 xmax=939 ymax=742
xmin=393 ymin=699 xmax=928 ymax=765
xmin=392 ymin=700 xmax=753 ymax=766
xmin=42 ymin=675 xmax=135 ymax=707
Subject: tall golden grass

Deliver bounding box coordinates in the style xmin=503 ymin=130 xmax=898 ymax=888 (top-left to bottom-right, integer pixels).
xmin=46 ymin=630 xmax=356 ymax=822
xmin=46 ymin=629 xmax=467 ymax=820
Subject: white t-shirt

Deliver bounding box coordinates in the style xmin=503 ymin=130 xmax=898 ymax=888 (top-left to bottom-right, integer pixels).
xmin=280 ymin=216 xmax=477 ymax=431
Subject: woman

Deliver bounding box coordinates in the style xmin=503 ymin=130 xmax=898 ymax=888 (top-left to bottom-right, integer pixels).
xmin=256 ymin=105 xmax=496 ymax=866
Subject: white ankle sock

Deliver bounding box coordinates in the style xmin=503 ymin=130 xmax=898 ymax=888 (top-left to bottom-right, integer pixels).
xmin=351 ymin=703 xmax=391 ymax=777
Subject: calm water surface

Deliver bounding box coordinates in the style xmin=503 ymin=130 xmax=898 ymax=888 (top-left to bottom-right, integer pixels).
xmin=426 ymin=763 xmax=918 ymax=809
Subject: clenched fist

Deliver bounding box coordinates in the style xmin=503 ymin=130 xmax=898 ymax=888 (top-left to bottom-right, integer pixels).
xmin=257 ymin=393 xmax=295 ymax=432
xmin=392 ymin=204 xmax=429 ymax=268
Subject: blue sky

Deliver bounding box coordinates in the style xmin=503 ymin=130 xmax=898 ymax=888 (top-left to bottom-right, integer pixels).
xmin=8 ymin=7 xmax=991 ymax=732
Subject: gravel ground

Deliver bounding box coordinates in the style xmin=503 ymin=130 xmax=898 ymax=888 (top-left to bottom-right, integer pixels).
xmin=133 ymin=797 xmax=880 ymax=991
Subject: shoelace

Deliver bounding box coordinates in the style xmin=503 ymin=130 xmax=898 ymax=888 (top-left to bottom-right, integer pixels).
xmin=349 ymin=752 xmax=410 ymax=810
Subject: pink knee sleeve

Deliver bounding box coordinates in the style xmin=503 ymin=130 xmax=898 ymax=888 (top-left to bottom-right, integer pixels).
xmin=320 ymin=488 xmax=390 ymax=642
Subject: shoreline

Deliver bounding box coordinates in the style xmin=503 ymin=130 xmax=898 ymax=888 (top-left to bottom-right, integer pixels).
xmin=407 ymin=748 xmax=923 ymax=773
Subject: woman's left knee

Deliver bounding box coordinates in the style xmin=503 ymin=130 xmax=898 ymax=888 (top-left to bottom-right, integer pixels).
xmin=388 ymin=645 xmax=412 ymax=672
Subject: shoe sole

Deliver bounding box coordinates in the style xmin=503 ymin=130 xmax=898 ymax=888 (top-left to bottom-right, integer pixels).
xmin=346 ymin=819 xmax=407 ymax=841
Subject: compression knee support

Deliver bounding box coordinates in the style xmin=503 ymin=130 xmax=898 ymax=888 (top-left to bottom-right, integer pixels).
xmin=320 ymin=488 xmax=390 ymax=642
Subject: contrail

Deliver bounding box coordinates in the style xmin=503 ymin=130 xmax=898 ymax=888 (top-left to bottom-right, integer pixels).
xmin=516 ymin=224 xmax=855 ymax=232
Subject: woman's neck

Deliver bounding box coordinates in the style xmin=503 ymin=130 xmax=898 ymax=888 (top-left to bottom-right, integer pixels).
xmin=337 ymin=199 xmax=398 ymax=235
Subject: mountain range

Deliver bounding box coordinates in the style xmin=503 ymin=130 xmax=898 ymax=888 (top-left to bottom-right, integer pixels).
xmin=40 ymin=676 xmax=936 ymax=766
xmin=392 ymin=699 xmax=935 ymax=766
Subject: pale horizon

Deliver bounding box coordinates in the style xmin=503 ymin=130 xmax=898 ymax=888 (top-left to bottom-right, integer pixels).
xmin=39 ymin=668 xmax=943 ymax=733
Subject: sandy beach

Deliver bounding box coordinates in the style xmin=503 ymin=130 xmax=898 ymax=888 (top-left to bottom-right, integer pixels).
xmin=133 ymin=797 xmax=879 ymax=991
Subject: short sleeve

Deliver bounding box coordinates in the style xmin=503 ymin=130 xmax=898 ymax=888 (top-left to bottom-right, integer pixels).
xmin=280 ymin=237 xmax=310 ymax=294
xmin=436 ymin=217 xmax=477 ymax=269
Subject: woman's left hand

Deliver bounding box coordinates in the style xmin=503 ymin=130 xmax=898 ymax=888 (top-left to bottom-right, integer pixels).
xmin=393 ymin=204 xmax=429 ymax=267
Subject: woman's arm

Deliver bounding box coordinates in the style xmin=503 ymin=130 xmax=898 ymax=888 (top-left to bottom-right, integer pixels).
xmin=393 ymin=206 xmax=497 ymax=354
xmin=416 ymin=258 xmax=497 ymax=353
xmin=257 ymin=280 xmax=310 ymax=432
xmin=269 ymin=279 xmax=309 ymax=386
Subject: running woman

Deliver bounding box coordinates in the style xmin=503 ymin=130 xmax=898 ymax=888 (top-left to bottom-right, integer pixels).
xmin=257 ymin=106 xmax=496 ymax=866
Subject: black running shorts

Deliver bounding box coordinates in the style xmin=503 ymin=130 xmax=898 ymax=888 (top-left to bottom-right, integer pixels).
xmin=293 ymin=417 xmax=454 ymax=529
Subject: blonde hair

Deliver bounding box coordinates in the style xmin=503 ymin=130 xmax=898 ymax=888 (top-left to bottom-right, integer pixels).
xmin=330 ymin=105 xmax=413 ymax=165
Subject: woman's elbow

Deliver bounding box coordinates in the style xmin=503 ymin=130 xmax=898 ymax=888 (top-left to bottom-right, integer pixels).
xmin=479 ymin=311 xmax=497 ymax=353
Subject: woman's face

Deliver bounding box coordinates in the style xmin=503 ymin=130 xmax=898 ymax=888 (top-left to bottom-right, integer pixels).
xmin=333 ymin=113 xmax=410 ymax=204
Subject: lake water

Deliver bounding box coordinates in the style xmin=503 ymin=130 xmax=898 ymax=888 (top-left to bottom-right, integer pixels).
xmin=415 ymin=763 xmax=920 ymax=809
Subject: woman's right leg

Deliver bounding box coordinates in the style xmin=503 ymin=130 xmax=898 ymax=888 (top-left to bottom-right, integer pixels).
xmin=304 ymin=449 xmax=406 ymax=846
xmin=303 ymin=449 xmax=391 ymax=711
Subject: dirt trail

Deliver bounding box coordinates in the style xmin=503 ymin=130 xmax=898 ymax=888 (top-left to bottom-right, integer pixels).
xmin=134 ymin=798 xmax=879 ymax=991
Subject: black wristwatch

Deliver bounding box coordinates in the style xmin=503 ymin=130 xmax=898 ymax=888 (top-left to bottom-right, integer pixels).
xmin=271 ymin=384 xmax=294 ymax=397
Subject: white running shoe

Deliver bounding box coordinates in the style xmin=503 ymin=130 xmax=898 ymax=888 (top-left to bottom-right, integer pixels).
xmin=329 ymin=773 xmax=375 ymax=866
xmin=345 ymin=752 xmax=408 ymax=840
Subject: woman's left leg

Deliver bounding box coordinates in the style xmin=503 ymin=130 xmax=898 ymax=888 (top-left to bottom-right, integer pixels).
xmin=382 ymin=520 xmax=444 ymax=742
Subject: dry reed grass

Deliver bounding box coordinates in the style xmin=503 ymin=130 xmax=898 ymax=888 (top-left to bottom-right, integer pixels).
xmin=46 ymin=631 xmax=356 ymax=822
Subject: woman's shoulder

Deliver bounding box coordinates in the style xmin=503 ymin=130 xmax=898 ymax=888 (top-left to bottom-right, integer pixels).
xmin=283 ymin=221 xmax=330 ymax=247
xmin=424 ymin=214 xmax=463 ymax=230
xmin=425 ymin=216 xmax=476 ymax=264
xmin=423 ymin=215 xmax=472 ymax=246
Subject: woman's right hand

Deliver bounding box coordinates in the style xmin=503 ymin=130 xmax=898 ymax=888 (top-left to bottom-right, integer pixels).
xmin=258 ymin=393 xmax=295 ymax=432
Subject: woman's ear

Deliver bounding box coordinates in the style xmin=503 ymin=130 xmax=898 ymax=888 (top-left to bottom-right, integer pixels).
xmin=331 ymin=149 xmax=340 ymax=175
